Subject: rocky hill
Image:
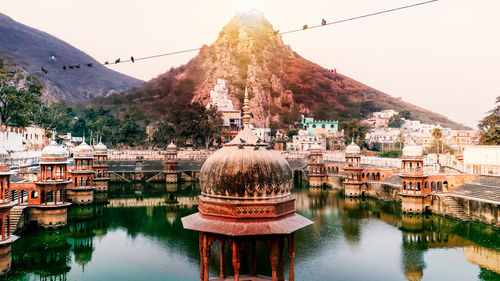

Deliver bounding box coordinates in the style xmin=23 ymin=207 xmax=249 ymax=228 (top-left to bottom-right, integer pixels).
xmin=94 ymin=11 xmax=464 ymax=129
xmin=0 ymin=13 xmax=142 ymax=102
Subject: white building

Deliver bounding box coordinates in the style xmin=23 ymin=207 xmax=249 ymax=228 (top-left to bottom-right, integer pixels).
xmin=365 ymin=129 xmax=401 ymax=144
xmin=373 ymin=109 xmax=399 ymax=119
xmin=463 ymin=145 xmax=500 ymax=175
xmin=291 ymin=130 xmax=326 ymax=151
xmin=252 ymin=127 xmax=271 ymax=142
xmin=209 ymin=79 xmax=235 ymax=111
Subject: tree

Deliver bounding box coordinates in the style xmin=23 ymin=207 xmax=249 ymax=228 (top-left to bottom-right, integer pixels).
xmin=479 ymin=97 xmax=500 ymax=145
xmin=388 ymin=114 xmax=403 ymax=128
xmin=396 ymin=133 xmax=405 ymax=149
xmin=340 ymin=119 xmax=369 ymax=143
xmin=432 ymin=127 xmax=443 ymax=153
xmin=0 ymin=67 xmax=42 ymax=127
xmin=34 ymin=101 xmax=75 ymax=134
xmin=400 ymin=110 xmax=411 ymax=120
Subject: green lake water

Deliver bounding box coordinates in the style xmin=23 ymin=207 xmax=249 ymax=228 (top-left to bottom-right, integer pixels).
xmin=6 ymin=181 xmax=500 ymax=281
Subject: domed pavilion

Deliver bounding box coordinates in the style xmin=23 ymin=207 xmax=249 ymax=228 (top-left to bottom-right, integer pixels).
xmin=31 ymin=141 xmax=71 ymax=228
xmin=182 ymin=88 xmax=312 ymax=281
xmin=343 ymin=140 xmax=365 ymax=197
xmin=92 ymin=141 xmax=110 ymax=192
xmin=68 ymin=141 xmax=96 ymax=205
xmin=399 ymin=140 xmax=428 ymax=214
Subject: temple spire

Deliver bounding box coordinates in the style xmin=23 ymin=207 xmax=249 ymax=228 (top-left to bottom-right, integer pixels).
xmin=242 ymin=87 xmax=251 ymax=127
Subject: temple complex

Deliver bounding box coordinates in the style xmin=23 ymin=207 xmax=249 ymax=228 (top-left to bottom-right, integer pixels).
xmin=67 ymin=141 xmax=95 ymax=205
xmin=92 ymin=141 xmax=109 ymax=192
xmin=28 ymin=141 xmax=71 ymax=228
xmin=165 ymin=142 xmax=179 ymax=183
xmin=0 ymin=148 xmax=18 ymax=277
xmin=182 ymin=88 xmax=312 ymax=281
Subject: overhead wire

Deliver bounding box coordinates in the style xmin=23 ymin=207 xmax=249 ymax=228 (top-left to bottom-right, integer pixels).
xmin=33 ymin=0 xmax=438 ymax=75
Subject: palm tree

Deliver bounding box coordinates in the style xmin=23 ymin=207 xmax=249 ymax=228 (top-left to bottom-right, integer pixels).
xmin=397 ymin=133 xmax=405 ymax=149
xmin=432 ymin=128 xmax=443 ymax=153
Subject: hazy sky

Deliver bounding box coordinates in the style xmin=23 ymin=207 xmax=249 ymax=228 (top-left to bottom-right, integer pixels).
xmin=1 ymin=0 xmax=499 ymax=128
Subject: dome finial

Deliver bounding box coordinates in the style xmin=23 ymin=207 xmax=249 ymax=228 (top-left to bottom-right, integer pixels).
xmin=242 ymin=87 xmax=251 ymax=127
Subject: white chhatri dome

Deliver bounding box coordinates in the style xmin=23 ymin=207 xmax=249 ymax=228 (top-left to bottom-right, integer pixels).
xmin=403 ymin=140 xmax=423 ymax=157
xmin=345 ymin=141 xmax=361 ymax=155
xmin=75 ymin=141 xmax=93 ymax=155
xmin=42 ymin=141 xmax=67 ymax=158
xmin=167 ymin=142 xmax=177 ymax=151
xmin=94 ymin=141 xmax=108 ymax=152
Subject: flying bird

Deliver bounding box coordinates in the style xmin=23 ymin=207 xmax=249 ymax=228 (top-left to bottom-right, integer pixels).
xmin=130 ymin=56 xmax=135 ymax=62
xmin=322 ymin=18 xmax=327 ymax=25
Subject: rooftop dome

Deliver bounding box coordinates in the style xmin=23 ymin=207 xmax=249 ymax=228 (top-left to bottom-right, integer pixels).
xmin=94 ymin=141 xmax=108 ymax=152
xmin=345 ymin=141 xmax=361 ymax=155
xmin=199 ymin=89 xmax=292 ymax=200
xmin=75 ymin=141 xmax=93 ymax=155
xmin=403 ymin=140 xmax=423 ymax=158
xmin=42 ymin=141 xmax=67 ymax=159
xmin=166 ymin=142 xmax=177 ymax=151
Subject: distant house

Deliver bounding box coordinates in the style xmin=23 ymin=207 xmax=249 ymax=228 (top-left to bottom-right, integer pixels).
xmin=291 ymin=130 xmax=326 ymax=151
xmin=300 ymin=115 xmax=338 ymax=136
xmin=372 ymin=109 xmax=399 ymax=119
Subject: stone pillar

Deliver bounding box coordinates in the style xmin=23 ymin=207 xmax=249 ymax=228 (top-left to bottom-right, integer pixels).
xmin=270 ymin=239 xmax=279 ymax=281
xmin=251 ymin=240 xmax=257 ymax=276
xmin=288 ymin=234 xmax=295 ymax=281
xmin=232 ymin=241 xmax=241 ymax=281
xmin=278 ymin=238 xmax=284 ymax=281
xmin=219 ymin=240 xmax=225 ymax=279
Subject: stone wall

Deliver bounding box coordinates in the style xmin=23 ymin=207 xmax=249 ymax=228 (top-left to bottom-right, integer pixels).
xmin=0 ymin=243 xmax=12 ymax=277
xmin=28 ymin=207 xmax=67 ymax=228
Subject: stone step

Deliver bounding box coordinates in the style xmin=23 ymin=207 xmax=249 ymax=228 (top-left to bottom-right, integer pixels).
xmin=441 ymin=196 xmax=472 ymax=221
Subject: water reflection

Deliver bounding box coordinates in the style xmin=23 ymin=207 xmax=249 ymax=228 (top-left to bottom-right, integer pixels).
xmin=5 ymin=182 xmax=500 ymax=281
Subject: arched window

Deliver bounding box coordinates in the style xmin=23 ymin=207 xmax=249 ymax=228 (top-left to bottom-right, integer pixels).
xmin=403 ymin=181 xmax=406 ymax=190
xmin=417 ymin=182 xmax=421 ymax=191
xmin=409 ymin=182 xmax=414 ymax=190
xmin=425 ymin=182 xmax=429 ymax=189
xmin=31 ymin=190 xmax=38 ymax=199
xmin=431 ymin=182 xmax=436 ymax=192
xmin=438 ymin=182 xmax=443 ymax=192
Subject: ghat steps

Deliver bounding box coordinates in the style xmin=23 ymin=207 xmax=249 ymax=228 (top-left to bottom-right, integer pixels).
xmin=441 ymin=195 xmax=471 ymax=221
xmin=9 ymin=205 xmax=28 ymax=234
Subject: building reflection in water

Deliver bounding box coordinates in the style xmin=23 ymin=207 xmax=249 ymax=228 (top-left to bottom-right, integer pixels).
xmin=8 ymin=182 xmax=500 ymax=280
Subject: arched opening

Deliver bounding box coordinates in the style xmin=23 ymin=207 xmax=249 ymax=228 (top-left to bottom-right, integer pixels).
xmin=31 ymin=190 xmax=38 ymax=199
xmin=443 ymin=181 xmax=448 ymax=189
xmin=431 ymin=182 xmax=436 ymax=192
xmin=47 ymin=190 xmax=53 ymax=203
xmin=438 ymin=182 xmax=443 ymax=192
xmin=20 ymin=190 xmax=27 ymax=203
xmin=41 ymin=190 xmax=46 ymax=204
xmin=376 ymin=173 xmax=380 ymax=181
xmin=409 ymin=182 xmax=414 ymax=190
xmin=10 ymin=190 xmax=18 ymax=202
xmin=425 ymin=182 xmax=429 ymax=189
xmin=417 ymin=182 xmax=421 ymax=191
xmin=5 ymin=215 xmax=9 ymax=237
xmin=403 ymin=181 xmax=406 ymax=191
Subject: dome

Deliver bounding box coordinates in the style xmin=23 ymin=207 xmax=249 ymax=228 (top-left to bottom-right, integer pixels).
xmin=345 ymin=141 xmax=361 ymax=155
xmin=403 ymin=140 xmax=423 ymax=158
xmin=94 ymin=141 xmax=108 ymax=152
xmin=166 ymin=142 xmax=177 ymax=151
xmin=75 ymin=141 xmax=93 ymax=155
xmin=199 ymin=126 xmax=292 ymax=199
xmin=42 ymin=141 xmax=67 ymax=159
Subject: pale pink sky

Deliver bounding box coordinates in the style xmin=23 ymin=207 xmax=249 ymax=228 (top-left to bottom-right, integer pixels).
xmin=2 ymin=0 xmax=499 ymax=128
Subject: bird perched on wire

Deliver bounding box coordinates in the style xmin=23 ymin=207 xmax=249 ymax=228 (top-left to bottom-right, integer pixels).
xmin=68 ymin=65 xmax=74 ymax=69
xmin=104 ymin=61 xmax=109 ymax=65
xmin=266 ymin=146 xmax=273 ymax=150
xmin=322 ymin=18 xmax=327 ymax=25
xmin=41 ymin=67 xmax=48 ymax=74
xmin=274 ymin=30 xmax=279 ymax=35
xmin=238 ymin=144 xmax=244 ymax=149
xmin=254 ymin=146 xmax=259 ymax=151
xmin=115 ymin=58 xmax=120 ymax=64
xmin=240 ymin=138 xmax=246 ymax=143
xmin=62 ymin=65 xmax=67 ymax=70
xmin=130 ymin=56 xmax=135 ymax=62
xmin=303 ymin=24 xmax=308 ymax=30
xmin=256 ymin=139 xmax=262 ymax=144
xmin=75 ymin=64 xmax=80 ymax=68
xmin=87 ymin=63 xmax=93 ymax=67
